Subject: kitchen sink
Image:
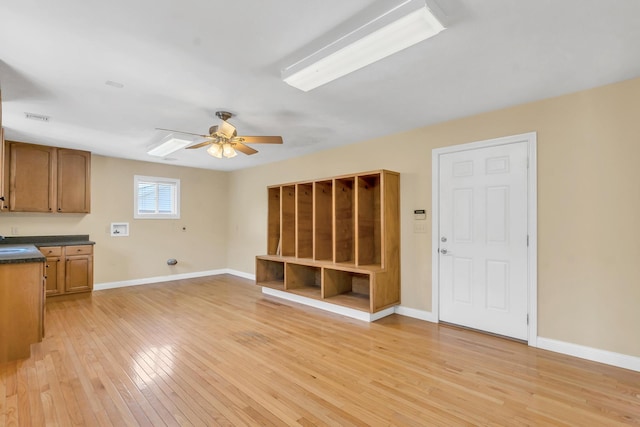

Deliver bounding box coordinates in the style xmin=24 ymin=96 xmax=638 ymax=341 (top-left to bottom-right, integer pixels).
xmin=0 ymin=248 xmax=30 ymax=254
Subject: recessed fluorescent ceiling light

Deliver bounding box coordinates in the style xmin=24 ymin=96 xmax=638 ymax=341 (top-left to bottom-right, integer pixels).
xmin=105 ymin=80 xmax=124 ymax=89
xmin=148 ymin=136 xmax=192 ymax=157
xmin=282 ymin=0 xmax=445 ymax=92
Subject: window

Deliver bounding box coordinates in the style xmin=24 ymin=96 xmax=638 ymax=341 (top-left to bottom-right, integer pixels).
xmin=134 ymin=175 xmax=180 ymax=219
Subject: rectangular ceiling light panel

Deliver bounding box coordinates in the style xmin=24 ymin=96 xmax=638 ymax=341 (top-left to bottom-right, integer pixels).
xmin=282 ymin=0 xmax=445 ymax=92
xmin=148 ymin=136 xmax=192 ymax=157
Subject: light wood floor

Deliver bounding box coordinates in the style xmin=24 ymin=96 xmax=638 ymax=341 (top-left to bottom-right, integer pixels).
xmin=1 ymin=275 xmax=639 ymax=426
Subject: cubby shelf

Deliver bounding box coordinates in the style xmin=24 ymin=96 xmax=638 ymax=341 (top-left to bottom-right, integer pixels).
xmin=256 ymin=170 xmax=400 ymax=317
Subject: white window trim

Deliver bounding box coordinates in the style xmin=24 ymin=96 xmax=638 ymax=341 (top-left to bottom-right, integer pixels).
xmin=134 ymin=175 xmax=181 ymax=219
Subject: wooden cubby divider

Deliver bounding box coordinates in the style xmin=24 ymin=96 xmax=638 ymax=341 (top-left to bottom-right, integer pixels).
xmin=296 ymin=183 xmax=313 ymax=258
xmin=357 ymin=174 xmax=382 ymax=266
xmin=334 ymin=177 xmax=355 ymax=264
xmin=323 ymin=269 xmax=371 ymax=312
xmin=313 ymin=180 xmax=333 ymax=261
xmin=286 ymin=263 xmax=322 ymax=299
xmin=267 ymin=187 xmax=281 ymax=255
xmin=255 ymin=259 xmax=285 ymax=291
xmin=281 ymin=185 xmax=296 ymax=257
xmin=257 ymin=170 xmax=399 ymax=315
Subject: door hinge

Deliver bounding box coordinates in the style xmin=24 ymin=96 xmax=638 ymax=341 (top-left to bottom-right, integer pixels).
xmin=527 ymin=235 xmax=529 ymax=246
xmin=527 ymin=314 xmax=529 ymax=325
xmin=527 ymin=157 xmax=530 ymax=168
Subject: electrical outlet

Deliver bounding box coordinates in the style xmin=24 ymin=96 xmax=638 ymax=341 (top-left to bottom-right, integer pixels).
xmin=413 ymin=222 xmax=427 ymax=234
xmin=11 ymin=227 xmax=19 ymax=235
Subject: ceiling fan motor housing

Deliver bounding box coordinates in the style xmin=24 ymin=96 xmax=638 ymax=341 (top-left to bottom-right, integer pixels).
xmin=215 ymin=111 xmax=233 ymax=121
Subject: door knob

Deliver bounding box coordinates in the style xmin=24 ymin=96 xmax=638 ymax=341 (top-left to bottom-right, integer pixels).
xmin=440 ymin=248 xmax=449 ymax=255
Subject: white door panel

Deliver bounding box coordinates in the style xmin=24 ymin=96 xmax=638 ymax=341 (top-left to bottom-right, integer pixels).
xmin=439 ymin=142 xmax=528 ymax=340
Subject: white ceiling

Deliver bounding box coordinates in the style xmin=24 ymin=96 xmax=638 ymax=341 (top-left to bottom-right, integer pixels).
xmin=1 ymin=0 xmax=639 ymax=171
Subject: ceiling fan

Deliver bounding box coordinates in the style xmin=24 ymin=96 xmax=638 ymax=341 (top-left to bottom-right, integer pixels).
xmin=156 ymin=111 xmax=283 ymax=158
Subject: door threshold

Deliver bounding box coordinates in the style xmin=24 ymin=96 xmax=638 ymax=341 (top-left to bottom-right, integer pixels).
xmin=439 ymin=321 xmax=527 ymax=344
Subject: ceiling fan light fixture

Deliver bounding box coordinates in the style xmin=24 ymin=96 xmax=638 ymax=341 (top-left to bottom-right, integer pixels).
xmin=156 ymin=111 xmax=283 ymax=159
xmin=207 ymin=143 xmax=224 ymax=158
xmin=148 ymin=136 xmax=192 ymax=157
xmin=281 ymin=0 xmax=445 ymax=92
xmin=223 ymin=142 xmax=237 ymax=158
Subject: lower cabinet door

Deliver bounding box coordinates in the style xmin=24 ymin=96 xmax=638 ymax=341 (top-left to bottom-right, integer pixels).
xmin=45 ymin=257 xmax=64 ymax=296
xmin=65 ymin=255 xmax=93 ymax=293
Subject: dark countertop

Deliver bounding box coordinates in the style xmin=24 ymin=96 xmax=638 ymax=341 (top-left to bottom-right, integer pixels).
xmin=0 ymin=244 xmax=46 ymax=264
xmin=0 ymin=235 xmax=94 ymax=264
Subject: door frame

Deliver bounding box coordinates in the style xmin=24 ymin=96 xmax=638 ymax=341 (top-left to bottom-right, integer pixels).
xmin=431 ymin=132 xmax=538 ymax=346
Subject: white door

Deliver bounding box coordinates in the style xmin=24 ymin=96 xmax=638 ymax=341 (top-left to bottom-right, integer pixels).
xmin=438 ymin=141 xmax=529 ymax=340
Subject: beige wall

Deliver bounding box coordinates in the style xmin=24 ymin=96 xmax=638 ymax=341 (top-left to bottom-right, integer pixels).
xmin=0 ymin=155 xmax=229 ymax=283
xmin=2 ymin=77 xmax=638 ymax=358
xmin=228 ymin=76 xmax=640 ymax=357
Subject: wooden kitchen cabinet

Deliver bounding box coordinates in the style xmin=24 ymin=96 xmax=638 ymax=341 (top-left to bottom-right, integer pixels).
xmin=5 ymin=141 xmax=91 ymax=213
xmin=0 ymin=261 xmax=45 ymax=362
xmin=39 ymin=244 xmax=93 ymax=296
xmin=40 ymin=246 xmax=64 ymax=296
xmin=8 ymin=143 xmax=55 ymax=212
xmin=64 ymin=245 xmax=93 ymax=293
xmin=0 ymin=90 xmax=4 ymax=211
xmin=0 ymin=128 xmax=5 ymax=211
xmin=57 ymin=149 xmax=91 ymax=213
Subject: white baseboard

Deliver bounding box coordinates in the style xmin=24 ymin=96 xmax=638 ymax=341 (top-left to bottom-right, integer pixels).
xmin=392 ymin=308 xmax=639 ymax=372
xmin=94 ymin=269 xmax=250 ymax=291
xmin=225 ymin=269 xmax=256 ymax=281
xmin=394 ymin=306 xmax=438 ymax=323
xmin=536 ymin=337 xmax=640 ymax=372
xmin=261 ymin=287 xmax=395 ymax=322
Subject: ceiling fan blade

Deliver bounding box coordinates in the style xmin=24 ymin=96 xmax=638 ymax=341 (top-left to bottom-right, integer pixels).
xmin=234 ymin=142 xmax=258 ymax=155
xmin=218 ymin=120 xmax=237 ymax=139
xmin=186 ymin=140 xmax=213 ymax=149
xmin=234 ymin=136 xmax=283 ymax=144
xmin=155 ymin=127 xmax=208 ymax=138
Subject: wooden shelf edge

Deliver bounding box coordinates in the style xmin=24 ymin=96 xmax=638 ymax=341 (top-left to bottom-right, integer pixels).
xmin=256 ymin=255 xmax=383 ymax=273
xmin=257 ymin=281 xmax=285 ymax=292
xmin=324 ymin=292 xmax=370 ymax=312
xmin=264 ymin=169 xmax=398 ymax=189
xmin=287 ymin=287 xmax=322 ymax=300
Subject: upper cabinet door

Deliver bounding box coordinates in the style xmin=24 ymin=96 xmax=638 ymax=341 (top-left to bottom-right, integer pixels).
xmin=57 ymin=149 xmax=91 ymax=213
xmin=9 ymin=142 xmax=56 ymax=212
xmin=6 ymin=142 xmax=91 ymax=213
